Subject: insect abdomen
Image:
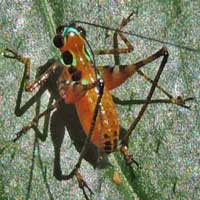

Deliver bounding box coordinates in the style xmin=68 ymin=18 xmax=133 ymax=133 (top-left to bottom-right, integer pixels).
xmin=75 ymin=86 xmax=119 ymax=153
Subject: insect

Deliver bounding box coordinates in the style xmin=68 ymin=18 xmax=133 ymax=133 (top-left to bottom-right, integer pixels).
xmin=3 ymin=12 xmax=194 ymax=199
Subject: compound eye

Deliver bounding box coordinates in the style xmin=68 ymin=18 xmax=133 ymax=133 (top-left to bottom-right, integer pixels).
xmin=62 ymin=51 xmax=73 ymax=65
xmin=77 ymin=26 xmax=86 ymax=38
xmin=53 ymin=34 xmax=64 ymax=48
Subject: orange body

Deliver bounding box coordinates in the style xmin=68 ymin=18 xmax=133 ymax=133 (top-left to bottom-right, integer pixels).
xmin=58 ymin=29 xmax=119 ymax=153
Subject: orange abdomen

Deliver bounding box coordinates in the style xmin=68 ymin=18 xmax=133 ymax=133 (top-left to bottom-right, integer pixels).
xmin=74 ymin=57 xmax=119 ymax=153
xmin=75 ymin=85 xmax=119 ymax=153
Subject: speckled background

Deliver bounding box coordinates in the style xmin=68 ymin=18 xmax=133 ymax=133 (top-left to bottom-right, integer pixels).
xmin=0 ymin=1 xmax=199 ymax=200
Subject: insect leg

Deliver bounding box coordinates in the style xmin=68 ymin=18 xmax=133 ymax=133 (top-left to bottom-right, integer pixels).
xmin=17 ymin=59 xmax=56 ymax=116
xmin=4 ymin=48 xmax=58 ymax=115
xmin=4 ymin=50 xmax=60 ymax=140
xmin=58 ymin=76 xmax=104 ymax=103
xmin=4 ymin=49 xmax=50 ymax=116
xmin=98 ymin=46 xmax=193 ymax=109
xmin=136 ymin=70 xmax=193 ymax=109
xmin=3 ymin=48 xmax=59 ymax=92
xmin=72 ymin=79 xmax=104 ymax=198
xmin=113 ymin=95 xmax=194 ymax=109
xmin=75 ymin=170 xmax=93 ymax=200
xmin=98 ymin=47 xmax=166 ymax=89
xmin=93 ymin=14 xmax=193 ymax=108
xmin=121 ymin=47 xmax=169 ymax=164
xmin=95 ymin=12 xmax=135 ymax=59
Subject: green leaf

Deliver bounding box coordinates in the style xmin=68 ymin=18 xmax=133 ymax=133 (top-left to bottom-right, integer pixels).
xmin=0 ymin=1 xmax=199 ymax=200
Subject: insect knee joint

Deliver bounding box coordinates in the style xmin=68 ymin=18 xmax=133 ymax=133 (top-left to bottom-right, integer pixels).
xmin=161 ymin=46 xmax=169 ymax=56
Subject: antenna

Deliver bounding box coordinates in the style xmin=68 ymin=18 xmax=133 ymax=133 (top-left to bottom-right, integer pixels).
xmin=75 ymin=20 xmax=199 ymax=53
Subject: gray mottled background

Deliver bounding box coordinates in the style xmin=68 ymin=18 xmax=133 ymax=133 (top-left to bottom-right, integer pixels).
xmin=0 ymin=0 xmax=199 ymax=200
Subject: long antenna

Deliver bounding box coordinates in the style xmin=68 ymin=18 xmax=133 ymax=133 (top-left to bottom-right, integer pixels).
xmin=75 ymin=20 xmax=199 ymax=53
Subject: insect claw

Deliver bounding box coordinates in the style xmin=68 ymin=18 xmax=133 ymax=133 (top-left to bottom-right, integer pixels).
xmin=126 ymin=11 xmax=135 ymax=21
xmin=120 ymin=145 xmax=139 ymax=167
xmin=125 ymin=153 xmax=140 ymax=168
xmin=80 ymin=181 xmax=93 ymax=200
xmin=13 ymin=131 xmax=23 ymax=142
xmin=75 ymin=170 xmax=93 ymax=200
xmin=185 ymin=97 xmax=195 ymax=102
xmin=3 ymin=48 xmax=20 ymax=59
xmin=132 ymin=159 xmax=140 ymax=168
xmin=171 ymin=96 xmax=194 ymax=109
xmin=120 ymin=11 xmax=136 ymax=30
xmin=182 ymin=104 xmax=191 ymax=110
xmin=13 ymin=124 xmax=33 ymax=142
xmin=126 ymin=154 xmax=134 ymax=165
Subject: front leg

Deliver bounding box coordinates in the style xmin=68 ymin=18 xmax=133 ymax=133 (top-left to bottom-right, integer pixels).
xmin=95 ymin=12 xmax=135 ymax=60
xmin=4 ymin=49 xmax=62 ymax=141
xmin=3 ymin=49 xmax=51 ymax=116
xmin=4 ymin=48 xmax=60 ymax=92
xmin=57 ymin=69 xmax=104 ymax=104
xmin=4 ymin=49 xmax=59 ymax=115
xmin=4 ymin=48 xmax=37 ymax=92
